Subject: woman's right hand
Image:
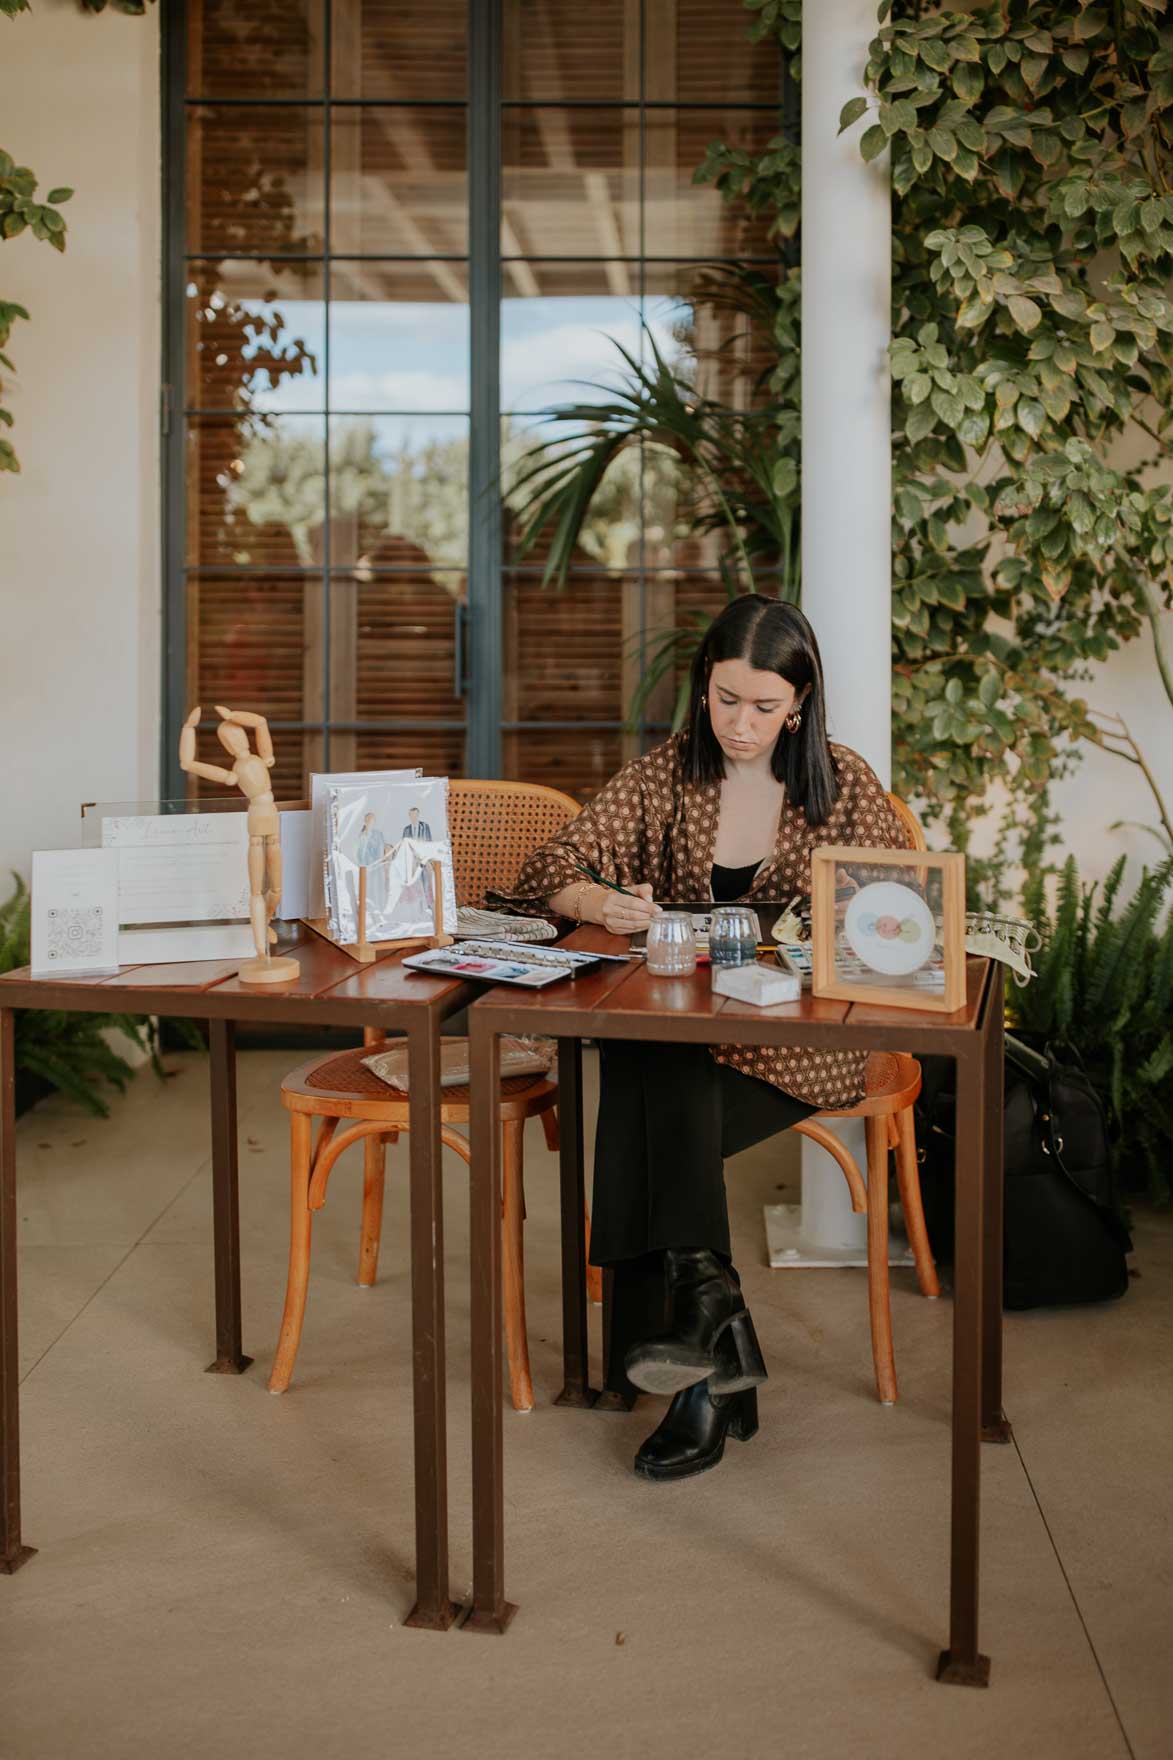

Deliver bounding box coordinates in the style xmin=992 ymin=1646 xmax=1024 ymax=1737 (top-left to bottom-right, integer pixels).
xmin=599 ymin=881 xmax=661 ymax=936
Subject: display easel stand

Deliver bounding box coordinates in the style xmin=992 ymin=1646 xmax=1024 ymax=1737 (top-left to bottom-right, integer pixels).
xmin=300 ymin=859 xmax=454 ymax=965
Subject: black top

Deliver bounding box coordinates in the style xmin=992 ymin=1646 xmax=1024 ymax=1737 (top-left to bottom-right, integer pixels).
xmin=710 ymin=860 xmax=763 ymax=903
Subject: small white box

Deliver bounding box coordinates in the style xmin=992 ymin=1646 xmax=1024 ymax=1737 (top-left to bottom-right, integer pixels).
xmin=711 ymin=956 xmax=801 ymax=1007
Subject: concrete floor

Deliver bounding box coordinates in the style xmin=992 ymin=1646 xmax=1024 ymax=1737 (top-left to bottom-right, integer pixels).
xmin=1 ymin=1047 xmax=1168 ymax=1760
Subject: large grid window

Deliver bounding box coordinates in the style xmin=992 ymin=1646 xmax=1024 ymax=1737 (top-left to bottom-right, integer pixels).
xmin=166 ymin=1 xmax=782 ymax=802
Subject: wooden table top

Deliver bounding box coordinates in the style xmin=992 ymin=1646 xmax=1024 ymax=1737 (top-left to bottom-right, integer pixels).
xmin=468 ymin=927 xmax=993 ymax=1054
xmin=0 ymin=929 xmax=474 ymax=1027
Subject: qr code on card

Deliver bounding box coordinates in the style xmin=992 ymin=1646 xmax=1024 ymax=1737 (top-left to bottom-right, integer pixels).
xmin=45 ymin=905 xmax=105 ymax=964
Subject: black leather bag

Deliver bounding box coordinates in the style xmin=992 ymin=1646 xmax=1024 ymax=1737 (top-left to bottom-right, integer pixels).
xmin=912 ymin=1039 xmax=1132 ymax=1310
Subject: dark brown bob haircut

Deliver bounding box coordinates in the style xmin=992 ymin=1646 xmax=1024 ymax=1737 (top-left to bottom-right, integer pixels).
xmin=680 ymin=595 xmax=840 ymax=827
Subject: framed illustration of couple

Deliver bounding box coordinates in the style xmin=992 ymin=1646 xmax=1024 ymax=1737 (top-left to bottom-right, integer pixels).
xmin=326 ymin=776 xmax=458 ymax=947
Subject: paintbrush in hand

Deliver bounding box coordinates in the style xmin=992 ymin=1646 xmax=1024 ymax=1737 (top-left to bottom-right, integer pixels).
xmin=571 ymin=863 xmax=644 ymax=901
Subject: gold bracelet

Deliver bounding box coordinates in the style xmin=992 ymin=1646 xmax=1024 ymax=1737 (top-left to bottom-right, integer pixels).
xmin=571 ymin=880 xmax=591 ymax=924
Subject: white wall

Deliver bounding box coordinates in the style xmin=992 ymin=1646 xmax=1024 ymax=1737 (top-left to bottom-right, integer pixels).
xmin=1046 ymin=613 xmax=1173 ymax=889
xmin=0 ymin=1 xmax=161 ymax=886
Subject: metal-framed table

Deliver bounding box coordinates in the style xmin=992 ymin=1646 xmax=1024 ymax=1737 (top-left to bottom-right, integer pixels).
xmin=0 ymin=936 xmax=475 ymax=1629
xmin=465 ymin=928 xmax=1009 ymax=1686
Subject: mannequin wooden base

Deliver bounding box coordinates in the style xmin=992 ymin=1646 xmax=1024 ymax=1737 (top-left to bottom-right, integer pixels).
xmin=238 ymin=955 xmax=300 ymax=985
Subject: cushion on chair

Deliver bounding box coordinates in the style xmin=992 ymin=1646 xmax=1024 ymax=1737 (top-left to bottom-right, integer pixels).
xmin=303 ymin=1045 xmax=548 ymax=1104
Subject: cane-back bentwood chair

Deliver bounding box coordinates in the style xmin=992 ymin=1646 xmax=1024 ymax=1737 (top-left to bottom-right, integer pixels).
xmin=269 ymin=780 xmax=601 ymax=1414
xmin=788 ymin=792 xmax=938 ymax=1406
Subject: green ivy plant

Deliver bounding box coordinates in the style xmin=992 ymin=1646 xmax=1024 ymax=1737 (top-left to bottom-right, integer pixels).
xmin=842 ymin=0 xmax=1173 ymax=869
xmin=1 ymin=0 xmax=154 ymax=471
xmin=0 ymin=155 xmax=71 ymax=473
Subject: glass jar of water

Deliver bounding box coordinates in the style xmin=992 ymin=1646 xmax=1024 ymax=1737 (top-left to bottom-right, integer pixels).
xmin=645 ymin=912 xmax=698 ymax=977
xmin=708 ymin=905 xmax=758 ymax=967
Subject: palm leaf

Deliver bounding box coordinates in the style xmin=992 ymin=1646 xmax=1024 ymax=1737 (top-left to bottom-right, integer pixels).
xmin=505 ymin=320 xmax=792 ymax=596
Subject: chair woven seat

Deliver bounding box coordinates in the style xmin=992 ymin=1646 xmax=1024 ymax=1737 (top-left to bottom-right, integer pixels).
xmin=864 ymin=1052 xmax=905 ymax=1097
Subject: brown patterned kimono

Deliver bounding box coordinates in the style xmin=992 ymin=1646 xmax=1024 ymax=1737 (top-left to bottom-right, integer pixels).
xmin=493 ymin=732 xmax=911 ymax=1109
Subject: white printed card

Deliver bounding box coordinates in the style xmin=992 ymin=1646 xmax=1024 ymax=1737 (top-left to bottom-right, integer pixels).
xmin=31 ymin=848 xmax=121 ymax=979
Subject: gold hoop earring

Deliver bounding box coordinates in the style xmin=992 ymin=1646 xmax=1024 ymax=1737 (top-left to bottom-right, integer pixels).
xmin=785 ymin=708 xmax=802 ymax=733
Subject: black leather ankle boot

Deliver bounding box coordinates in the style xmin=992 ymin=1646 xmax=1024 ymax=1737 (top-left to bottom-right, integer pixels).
xmin=634 ymin=1382 xmax=759 ymax=1482
xmin=624 ymin=1249 xmax=765 ymax=1396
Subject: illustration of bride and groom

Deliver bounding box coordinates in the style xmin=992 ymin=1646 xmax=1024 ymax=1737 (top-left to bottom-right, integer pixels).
xmin=353 ymin=806 xmax=435 ymax=928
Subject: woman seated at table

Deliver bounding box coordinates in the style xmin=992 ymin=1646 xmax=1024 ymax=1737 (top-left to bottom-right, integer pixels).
xmin=494 ymin=595 xmax=909 ymax=1483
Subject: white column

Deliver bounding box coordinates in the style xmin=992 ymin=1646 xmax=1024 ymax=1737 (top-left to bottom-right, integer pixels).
xmin=767 ymin=0 xmax=893 ymax=1268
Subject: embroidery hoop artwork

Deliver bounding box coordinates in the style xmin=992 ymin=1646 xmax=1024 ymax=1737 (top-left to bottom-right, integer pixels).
xmin=810 ymin=845 xmax=967 ymax=1013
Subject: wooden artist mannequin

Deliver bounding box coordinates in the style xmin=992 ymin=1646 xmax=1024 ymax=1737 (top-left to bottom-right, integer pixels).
xmin=178 ymin=705 xmax=299 ymax=984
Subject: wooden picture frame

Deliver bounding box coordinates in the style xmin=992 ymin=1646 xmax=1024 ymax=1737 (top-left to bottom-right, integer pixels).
xmin=810 ymin=845 xmax=967 ymax=1013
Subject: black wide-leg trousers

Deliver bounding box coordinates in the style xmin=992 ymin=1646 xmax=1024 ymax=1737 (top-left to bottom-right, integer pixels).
xmin=588 ymin=1039 xmax=817 ymax=1395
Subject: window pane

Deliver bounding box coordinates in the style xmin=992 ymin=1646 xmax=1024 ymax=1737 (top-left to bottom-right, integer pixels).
xmin=642 ymin=444 xmax=744 ymax=573
xmin=502 ymin=108 xmax=638 ymax=257
xmin=183 ymin=724 xmax=314 ymax=805
xmin=501 ymin=415 xmax=640 ymax=570
xmin=502 ymin=728 xmax=623 ymax=804
xmin=330 ymin=107 xmax=467 ymax=257
xmin=499 ymin=258 xmax=637 ymax=296
xmin=187 ymin=105 xmax=324 ymax=256
xmin=188 ymin=0 xmax=325 ymax=99
xmin=329 ymin=262 xmax=469 ymax=413
xmin=642 ymin=428 xmax=792 ymax=574
xmin=329 ymin=416 xmax=468 ymax=569
xmin=318 ymin=571 xmax=467 ymax=772
xmin=350 ymin=572 xmax=466 ymax=721
xmin=501 ymin=279 xmax=640 ymax=413
xmin=188 ymin=574 xmax=318 ymax=723
xmin=663 ymin=1 xmax=783 ymax=104
xmin=643 ymin=262 xmax=783 ymax=410
xmin=355 ymin=728 xmax=466 ymax=777
xmin=644 ymin=108 xmax=781 ymax=258
xmin=503 ymin=570 xmax=624 ymax=723
xmin=504 ymin=0 xmax=635 ymax=101
xmin=331 ymin=0 xmax=468 ymax=100
xmin=185 ymin=262 xmax=325 ymax=412
xmin=505 ymin=571 xmax=685 ymax=733
xmin=186 ymin=415 xmax=325 ymax=568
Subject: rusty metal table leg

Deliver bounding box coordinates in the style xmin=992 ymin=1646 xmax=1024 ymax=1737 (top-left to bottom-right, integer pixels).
xmin=981 ymin=968 xmax=1011 ymax=1446
xmin=595 ymin=1270 xmax=638 ymax=1412
xmin=464 ymin=1014 xmax=516 ymax=1634
xmin=1 ymin=1008 xmax=35 ymax=1574
xmin=402 ymin=1017 xmax=459 ymax=1631
xmin=936 ymin=1042 xmax=991 ymax=1687
xmin=554 ymin=1037 xmax=597 ymax=1410
xmin=206 ymin=1019 xmax=252 ymax=1376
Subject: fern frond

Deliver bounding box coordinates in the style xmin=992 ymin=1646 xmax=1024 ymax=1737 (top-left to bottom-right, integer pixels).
xmin=16 ymin=1048 xmax=112 ymax=1117
xmin=1086 ymin=868 xmax=1162 ymax=1019
xmin=1136 ymin=1039 xmax=1173 ymax=1089
xmin=1031 ymin=855 xmax=1080 ymax=1028
xmin=1092 ymin=854 xmax=1127 ymax=947
xmin=1073 ymin=879 xmax=1095 ymax=1011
